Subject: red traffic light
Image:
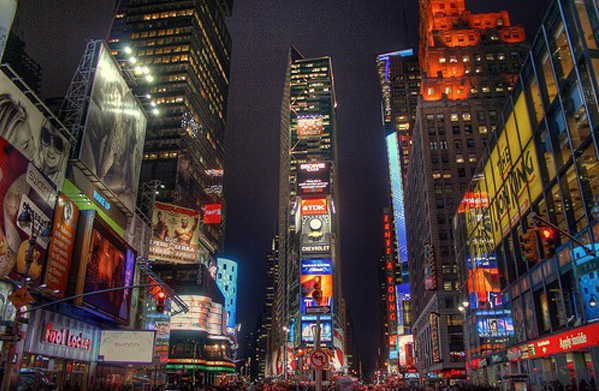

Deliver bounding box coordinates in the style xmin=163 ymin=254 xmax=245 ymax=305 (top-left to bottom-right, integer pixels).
xmin=540 ymin=228 xmax=554 ymax=240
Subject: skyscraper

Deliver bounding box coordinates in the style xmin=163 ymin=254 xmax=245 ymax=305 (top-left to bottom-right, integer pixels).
xmin=109 ymin=0 xmax=232 ymax=256
xmin=404 ymin=0 xmax=527 ymax=381
xmin=269 ymin=47 xmax=347 ymax=377
xmin=376 ymin=49 xmax=420 ymax=377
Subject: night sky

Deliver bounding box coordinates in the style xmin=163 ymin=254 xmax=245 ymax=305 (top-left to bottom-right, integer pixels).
xmin=12 ymin=0 xmax=550 ymax=377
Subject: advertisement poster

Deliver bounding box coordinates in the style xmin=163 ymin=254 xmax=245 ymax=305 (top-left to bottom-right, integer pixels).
xmin=297 ymin=162 xmax=331 ymax=197
xmin=44 ymin=194 xmax=79 ymax=297
xmin=0 ymin=72 xmax=70 ymax=188
xmin=300 ymin=321 xmax=332 ymax=343
xmin=149 ymin=202 xmax=201 ymax=264
xmin=301 ymin=198 xmax=327 ymax=216
xmin=0 ymin=0 xmax=17 ymax=61
xmin=297 ymin=115 xmax=324 ymax=138
xmin=170 ymin=295 xmax=225 ymax=336
xmin=83 ymin=218 xmax=135 ymax=323
xmin=79 ymin=44 xmax=147 ymax=213
xmin=146 ymin=313 xmax=170 ymax=363
xmin=300 ymin=259 xmax=333 ymax=313
xmin=476 ymin=317 xmax=514 ymax=337
xmin=203 ymin=203 xmax=222 ymax=224
xmin=98 ymin=330 xmax=155 ymax=364
xmin=300 ymin=212 xmax=331 ymax=255
xmin=397 ymin=335 xmax=414 ymax=366
xmin=0 ymin=138 xmax=56 ymax=286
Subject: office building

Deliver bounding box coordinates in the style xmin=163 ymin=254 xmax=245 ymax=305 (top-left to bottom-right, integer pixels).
xmin=268 ymin=46 xmax=347 ymax=377
xmin=404 ymin=0 xmax=528 ymax=382
xmin=108 ymin=0 xmax=233 ymax=257
xmin=453 ymin=0 xmax=599 ymax=387
xmin=216 ymin=258 xmax=238 ymax=333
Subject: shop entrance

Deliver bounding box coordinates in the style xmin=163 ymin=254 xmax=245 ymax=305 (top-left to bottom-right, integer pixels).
xmin=18 ymin=354 xmax=89 ymax=391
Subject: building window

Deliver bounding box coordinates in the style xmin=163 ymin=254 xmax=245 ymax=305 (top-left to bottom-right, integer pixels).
xmin=456 ymin=154 xmax=464 ymax=163
xmin=430 ymin=141 xmax=438 ymax=150
xmin=433 ymin=170 xmax=442 ymax=179
xmin=443 ymin=170 xmax=452 ymax=179
xmin=452 ymin=125 xmax=460 ymax=134
xmin=451 ymin=113 xmax=459 ymax=121
xmin=428 ymin=127 xmax=436 ymax=135
xmin=467 ymin=139 xmax=475 ymax=148
xmin=479 ymin=125 xmax=488 ymax=134
xmin=455 ymin=140 xmax=462 ymax=149
xmin=440 ymin=141 xmax=448 ymax=149
xmin=462 ymin=113 xmax=471 ymax=121
xmin=437 ymin=114 xmax=445 ymax=122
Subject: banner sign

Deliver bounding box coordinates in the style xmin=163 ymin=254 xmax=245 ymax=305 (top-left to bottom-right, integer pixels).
xmin=203 ymin=204 xmax=222 ymax=224
xmin=149 ymin=202 xmax=201 ymax=264
xmin=44 ymin=194 xmax=79 ymax=297
xmin=301 ymin=198 xmax=327 ymax=216
xmin=297 ymin=115 xmax=324 ymax=138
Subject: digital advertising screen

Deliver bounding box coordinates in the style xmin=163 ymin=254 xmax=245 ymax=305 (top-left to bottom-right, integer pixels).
xmin=170 ymin=295 xmax=226 ymax=336
xmin=300 ymin=259 xmax=333 ymax=313
xmin=83 ymin=218 xmax=136 ymax=323
xmin=79 ymin=44 xmax=147 ymax=213
xmin=98 ymin=330 xmax=155 ymax=364
xmin=149 ymin=202 xmax=201 ymax=264
xmin=476 ymin=317 xmax=514 ymax=337
xmin=300 ymin=321 xmax=332 ymax=343
xmin=300 ymin=212 xmax=331 ymax=255
xmin=301 ymin=198 xmax=327 ymax=216
xmin=0 ymin=71 xmax=70 ymax=188
xmin=297 ymin=162 xmax=331 ymax=197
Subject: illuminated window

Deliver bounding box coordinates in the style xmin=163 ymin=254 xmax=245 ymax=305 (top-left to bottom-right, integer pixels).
xmin=427 ymin=87 xmax=435 ymax=95
xmin=456 ymin=154 xmax=464 ymax=163
xmin=498 ymin=52 xmax=506 ymax=60
xmin=450 ymin=56 xmax=458 ymax=63
xmin=439 ymin=57 xmax=447 ymax=64
xmin=462 ymin=113 xmax=471 ymax=121
xmin=463 ymin=56 xmax=469 ymax=62
xmin=469 ymin=155 xmax=477 ymax=163
xmin=479 ymin=125 xmax=488 ymax=134
xmin=451 ymin=113 xmax=459 ymax=121
xmin=443 ymin=170 xmax=452 ymax=179
xmin=433 ymin=170 xmax=442 ymax=179
xmin=445 ymin=87 xmax=452 ymax=95
xmin=482 ymin=85 xmax=490 ymax=93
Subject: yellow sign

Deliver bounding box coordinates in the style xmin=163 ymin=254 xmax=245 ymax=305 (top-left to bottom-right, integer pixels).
xmin=8 ymin=288 xmax=34 ymax=308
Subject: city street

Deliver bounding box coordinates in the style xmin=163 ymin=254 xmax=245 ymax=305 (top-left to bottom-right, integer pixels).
xmin=1 ymin=0 xmax=599 ymax=390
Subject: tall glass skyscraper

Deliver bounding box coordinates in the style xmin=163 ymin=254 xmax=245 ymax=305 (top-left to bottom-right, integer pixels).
xmin=269 ymin=47 xmax=347 ymax=377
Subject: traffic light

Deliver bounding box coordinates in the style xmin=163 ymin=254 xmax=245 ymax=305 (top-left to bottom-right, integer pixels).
xmin=156 ymin=290 xmax=166 ymax=313
xmin=539 ymin=227 xmax=557 ymax=258
xmin=519 ymin=231 xmax=539 ymax=262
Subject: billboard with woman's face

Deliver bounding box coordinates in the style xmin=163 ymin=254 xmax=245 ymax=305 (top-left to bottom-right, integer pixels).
xmin=0 ymin=71 xmax=70 ymax=188
xmin=79 ymin=44 xmax=147 ymax=213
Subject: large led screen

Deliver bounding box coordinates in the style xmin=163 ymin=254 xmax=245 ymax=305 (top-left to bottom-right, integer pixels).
xmin=0 ymin=137 xmax=56 ymax=286
xmin=83 ymin=218 xmax=135 ymax=323
xmin=0 ymin=71 xmax=70 ymax=188
xmin=300 ymin=321 xmax=332 ymax=343
xmin=98 ymin=330 xmax=155 ymax=363
xmin=79 ymin=44 xmax=147 ymax=213
xmin=300 ymin=259 xmax=333 ymax=313
xmin=149 ymin=202 xmax=201 ymax=264
xmin=297 ymin=162 xmax=331 ymax=197
xmin=170 ymin=295 xmax=226 ymax=336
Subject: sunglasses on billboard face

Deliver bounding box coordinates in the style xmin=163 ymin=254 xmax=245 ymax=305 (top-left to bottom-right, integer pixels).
xmin=40 ymin=126 xmax=65 ymax=152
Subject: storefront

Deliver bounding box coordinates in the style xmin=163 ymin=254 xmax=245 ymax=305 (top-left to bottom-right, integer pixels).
xmin=20 ymin=310 xmax=102 ymax=391
xmin=471 ymin=323 xmax=599 ymax=391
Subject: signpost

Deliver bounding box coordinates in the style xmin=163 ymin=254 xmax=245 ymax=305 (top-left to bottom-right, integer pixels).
xmin=310 ymin=348 xmax=329 ymax=370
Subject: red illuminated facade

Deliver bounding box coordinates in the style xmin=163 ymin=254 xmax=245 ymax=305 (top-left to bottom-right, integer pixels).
xmin=405 ymin=0 xmax=529 ymax=380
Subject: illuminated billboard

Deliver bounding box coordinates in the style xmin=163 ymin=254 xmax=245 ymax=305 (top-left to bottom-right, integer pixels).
xmin=98 ymin=330 xmax=155 ymax=364
xmin=300 ymin=212 xmax=331 ymax=255
xmin=297 ymin=115 xmax=324 ymax=138
xmin=79 ymin=44 xmax=147 ymax=213
xmin=0 ymin=71 xmax=71 ymax=188
xmin=397 ymin=335 xmax=414 ymax=366
xmin=171 ymin=295 xmax=226 ymax=336
xmin=385 ymin=133 xmax=408 ymax=264
xmin=0 ymin=0 xmax=17 ymax=60
xmin=82 ymin=217 xmax=136 ymax=323
xmin=0 ymin=137 xmax=56 ymax=286
xmin=203 ymin=203 xmax=222 ymax=224
xmin=149 ymin=202 xmax=201 ymax=264
xmin=216 ymin=258 xmax=238 ymax=331
xmin=301 ymin=198 xmax=327 ymax=216
xmin=300 ymin=321 xmax=332 ymax=343
xmin=475 ymin=317 xmax=514 ymax=337
xmin=300 ymin=259 xmax=333 ymax=313
xmin=297 ymin=162 xmax=331 ymax=197
xmin=45 ymin=194 xmax=79 ymax=297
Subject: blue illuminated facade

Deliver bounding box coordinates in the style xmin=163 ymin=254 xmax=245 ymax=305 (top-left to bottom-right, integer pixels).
xmin=216 ymin=258 xmax=238 ymax=332
xmin=386 ymin=133 xmax=409 ymax=271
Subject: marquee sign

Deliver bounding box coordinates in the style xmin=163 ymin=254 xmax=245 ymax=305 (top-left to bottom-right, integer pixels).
xmin=42 ymin=322 xmax=93 ymax=351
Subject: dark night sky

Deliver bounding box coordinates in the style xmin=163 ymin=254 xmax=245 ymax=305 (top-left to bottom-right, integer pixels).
xmin=13 ymin=0 xmax=550 ymax=377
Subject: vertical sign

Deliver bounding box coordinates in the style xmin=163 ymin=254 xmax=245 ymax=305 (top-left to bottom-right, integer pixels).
xmin=44 ymin=194 xmax=79 ymax=297
xmin=430 ymin=312 xmax=441 ymax=363
xmin=384 ymin=211 xmax=399 ymax=353
xmin=424 ymin=242 xmax=438 ymax=290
